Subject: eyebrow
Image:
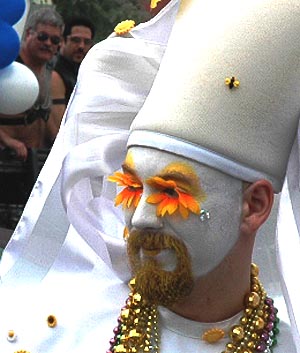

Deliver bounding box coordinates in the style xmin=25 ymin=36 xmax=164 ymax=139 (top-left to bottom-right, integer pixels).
xmin=158 ymin=163 xmax=199 ymax=187
xmin=122 ymin=163 xmax=137 ymax=176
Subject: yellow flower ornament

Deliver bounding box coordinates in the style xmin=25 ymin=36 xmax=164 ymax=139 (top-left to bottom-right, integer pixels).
xmin=114 ymin=20 xmax=135 ymax=35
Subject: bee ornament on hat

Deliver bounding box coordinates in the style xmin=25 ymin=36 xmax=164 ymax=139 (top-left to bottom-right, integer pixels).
xmin=106 ymin=0 xmax=300 ymax=352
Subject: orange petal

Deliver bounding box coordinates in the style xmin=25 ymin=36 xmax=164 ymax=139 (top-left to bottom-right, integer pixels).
xmin=133 ymin=192 xmax=142 ymax=207
xmin=187 ymin=198 xmax=200 ymax=214
xmin=147 ymin=193 xmax=166 ymax=204
xmin=157 ymin=197 xmax=178 ymax=217
xmin=126 ymin=193 xmax=135 ymax=208
xmin=115 ymin=190 xmax=126 ymax=206
xmin=165 ymin=199 xmax=179 ymax=215
xmin=156 ymin=196 xmax=170 ymax=216
xmin=178 ymin=191 xmax=189 ymax=208
xmin=108 ymin=173 xmax=127 ymax=186
xmin=178 ymin=204 xmax=189 ymax=219
xmin=108 ymin=172 xmax=142 ymax=188
xmin=114 ymin=188 xmax=132 ymax=207
xmin=147 ymin=176 xmax=177 ymax=190
xmin=179 ymin=193 xmax=200 ymax=214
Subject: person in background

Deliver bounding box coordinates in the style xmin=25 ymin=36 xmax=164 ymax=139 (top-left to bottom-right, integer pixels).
xmin=0 ymin=7 xmax=63 ymax=160
xmin=48 ymin=17 xmax=95 ymax=142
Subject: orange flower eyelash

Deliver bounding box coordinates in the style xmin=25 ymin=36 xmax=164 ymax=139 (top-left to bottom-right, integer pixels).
xmin=146 ymin=176 xmax=205 ymax=219
xmin=108 ymin=172 xmax=143 ymax=209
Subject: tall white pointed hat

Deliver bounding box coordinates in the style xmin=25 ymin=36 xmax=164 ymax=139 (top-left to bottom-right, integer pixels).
xmin=128 ymin=0 xmax=300 ymax=193
xmin=127 ymin=0 xmax=300 ymax=347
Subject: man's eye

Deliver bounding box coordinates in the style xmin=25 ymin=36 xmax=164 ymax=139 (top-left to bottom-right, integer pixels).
xmin=163 ymin=188 xmax=178 ymax=198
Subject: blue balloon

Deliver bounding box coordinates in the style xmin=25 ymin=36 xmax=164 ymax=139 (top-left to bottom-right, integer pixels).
xmin=0 ymin=20 xmax=20 ymax=69
xmin=0 ymin=0 xmax=26 ymax=26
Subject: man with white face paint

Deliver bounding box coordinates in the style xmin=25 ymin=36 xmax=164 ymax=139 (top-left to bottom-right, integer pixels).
xmin=121 ymin=148 xmax=245 ymax=309
xmin=106 ymin=0 xmax=300 ymax=352
xmin=0 ymin=0 xmax=299 ymax=353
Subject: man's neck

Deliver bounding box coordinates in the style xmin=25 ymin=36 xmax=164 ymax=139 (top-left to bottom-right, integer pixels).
xmin=169 ymin=234 xmax=254 ymax=322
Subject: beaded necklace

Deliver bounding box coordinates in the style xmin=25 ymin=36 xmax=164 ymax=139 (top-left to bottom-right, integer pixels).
xmin=107 ymin=264 xmax=279 ymax=353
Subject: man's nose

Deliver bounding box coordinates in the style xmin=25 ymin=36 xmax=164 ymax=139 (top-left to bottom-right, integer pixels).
xmin=131 ymin=195 xmax=163 ymax=230
xmin=78 ymin=41 xmax=85 ymax=49
xmin=44 ymin=37 xmax=52 ymax=46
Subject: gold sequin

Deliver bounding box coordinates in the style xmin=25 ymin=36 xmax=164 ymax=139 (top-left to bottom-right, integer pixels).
xmin=47 ymin=314 xmax=57 ymax=328
xmin=202 ymin=328 xmax=225 ymax=343
xmin=7 ymin=329 xmax=17 ymax=342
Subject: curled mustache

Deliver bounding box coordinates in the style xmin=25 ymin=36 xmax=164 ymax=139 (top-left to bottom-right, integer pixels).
xmin=40 ymin=45 xmax=54 ymax=53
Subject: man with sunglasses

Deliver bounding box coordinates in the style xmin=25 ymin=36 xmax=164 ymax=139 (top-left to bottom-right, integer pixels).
xmin=49 ymin=17 xmax=95 ymax=142
xmin=0 ymin=7 xmax=63 ymax=160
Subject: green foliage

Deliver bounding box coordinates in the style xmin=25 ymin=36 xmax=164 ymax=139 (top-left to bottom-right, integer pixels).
xmin=52 ymin=0 xmax=150 ymax=41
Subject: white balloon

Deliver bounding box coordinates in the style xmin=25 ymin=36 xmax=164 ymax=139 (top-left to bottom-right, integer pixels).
xmin=0 ymin=61 xmax=39 ymax=115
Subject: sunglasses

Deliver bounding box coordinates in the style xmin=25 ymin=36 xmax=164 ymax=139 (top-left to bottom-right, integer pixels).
xmin=34 ymin=31 xmax=61 ymax=45
xmin=68 ymin=36 xmax=93 ymax=46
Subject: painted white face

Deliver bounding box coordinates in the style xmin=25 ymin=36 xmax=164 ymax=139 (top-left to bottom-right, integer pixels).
xmin=118 ymin=146 xmax=244 ymax=279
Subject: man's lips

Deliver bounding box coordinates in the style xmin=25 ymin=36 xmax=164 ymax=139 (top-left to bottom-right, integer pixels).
xmin=142 ymin=248 xmax=161 ymax=257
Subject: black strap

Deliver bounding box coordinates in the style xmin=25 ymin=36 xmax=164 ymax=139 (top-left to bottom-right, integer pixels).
xmin=0 ymin=109 xmax=49 ymax=126
xmin=52 ymin=98 xmax=66 ymax=105
xmin=0 ymin=114 xmax=37 ymax=126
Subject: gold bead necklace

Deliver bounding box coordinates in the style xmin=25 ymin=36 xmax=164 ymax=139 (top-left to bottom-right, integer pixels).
xmin=107 ymin=264 xmax=279 ymax=353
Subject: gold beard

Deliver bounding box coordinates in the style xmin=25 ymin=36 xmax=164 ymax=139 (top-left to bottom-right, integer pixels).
xmin=127 ymin=230 xmax=194 ymax=307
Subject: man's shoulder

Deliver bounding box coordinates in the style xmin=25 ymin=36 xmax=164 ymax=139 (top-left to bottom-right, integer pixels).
xmin=51 ymin=70 xmax=66 ymax=95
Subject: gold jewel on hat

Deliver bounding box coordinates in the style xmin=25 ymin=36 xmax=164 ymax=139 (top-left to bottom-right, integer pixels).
xmin=225 ymin=76 xmax=240 ymax=89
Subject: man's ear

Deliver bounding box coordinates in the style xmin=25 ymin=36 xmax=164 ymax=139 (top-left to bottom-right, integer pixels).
xmin=240 ymin=180 xmax=274 ymax=236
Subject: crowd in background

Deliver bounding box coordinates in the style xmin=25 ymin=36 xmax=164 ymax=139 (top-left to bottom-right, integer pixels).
xmin=0 ymin=6 xmax=95 ymax=229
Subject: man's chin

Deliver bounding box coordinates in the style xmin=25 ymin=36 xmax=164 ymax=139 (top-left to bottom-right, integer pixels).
xmin=133 ymin=260 xmax=194 ymax=307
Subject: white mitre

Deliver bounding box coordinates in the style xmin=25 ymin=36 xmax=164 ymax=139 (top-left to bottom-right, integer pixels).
xmin=127 ymin=0 xmax=300 ymax=348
